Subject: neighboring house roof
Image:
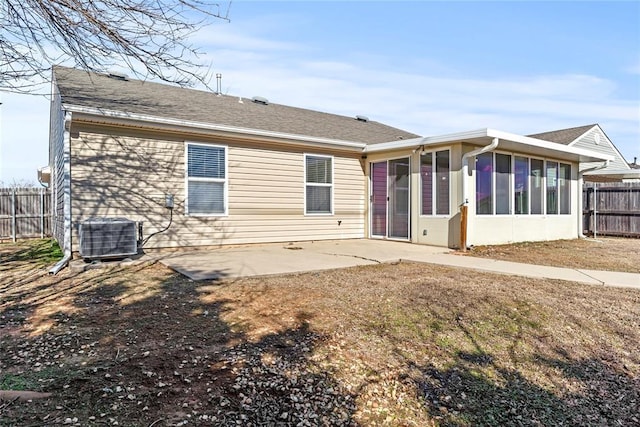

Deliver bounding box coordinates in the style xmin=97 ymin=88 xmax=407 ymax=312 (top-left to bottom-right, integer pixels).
xmin=529 ymin=123 xmax=632 ymax=175
xmin=527 ymin=124 xmax=597 ymax=145
xmin=52 ymin=66 xmax=419 ymax=144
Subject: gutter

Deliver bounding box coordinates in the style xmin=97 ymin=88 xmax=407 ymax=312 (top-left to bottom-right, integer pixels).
xmin=578 ymin=159 xmax=611 ymax=238
xmin=63 ymin=104 xmax=367 ymax=151
xmin=460 ymin=138 xmax=499 ymax=250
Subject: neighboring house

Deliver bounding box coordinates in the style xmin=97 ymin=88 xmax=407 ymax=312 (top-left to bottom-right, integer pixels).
xmin=48 ymin=66 xmax=613 ymax=257
xmin=529 ymin=124 xmax=640 ymax=182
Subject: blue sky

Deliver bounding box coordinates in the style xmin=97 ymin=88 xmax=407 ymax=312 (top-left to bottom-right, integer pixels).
xmin=1 ymin=1 xmax=639 ymax=184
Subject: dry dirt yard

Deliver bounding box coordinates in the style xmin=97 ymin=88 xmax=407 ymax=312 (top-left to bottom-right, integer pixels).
xmin=465 ymin=237 xmax=640 ymax=273
xmin=1 ymin=239 xmax=639 ymax=426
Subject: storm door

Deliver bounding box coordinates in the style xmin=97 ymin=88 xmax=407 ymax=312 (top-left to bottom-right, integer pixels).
xmin=370 ymin=158 xmax=410 ymax=240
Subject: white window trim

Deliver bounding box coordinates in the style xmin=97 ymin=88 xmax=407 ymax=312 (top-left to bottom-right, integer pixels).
xmin=184 ymin=142 xmax=229 ymax=217
xmin=419 ymin=149 xmax=451 ymax=217
xmin=304 ymin=153 xmax=334 ymax=216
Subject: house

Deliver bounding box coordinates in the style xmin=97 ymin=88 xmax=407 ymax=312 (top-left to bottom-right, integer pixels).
xmin=529 ymin=124 xmax=640 ymax=182
xmin=48 ymin=66 xmax=614 ymax=258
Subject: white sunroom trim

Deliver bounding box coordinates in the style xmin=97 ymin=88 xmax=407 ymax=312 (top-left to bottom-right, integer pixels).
xmin=365 ymin=128 xmax=615 ymax=163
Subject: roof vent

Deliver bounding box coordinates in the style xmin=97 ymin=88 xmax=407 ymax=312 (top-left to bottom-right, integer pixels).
xmin=355 ymin=115 xmax=369 ymax=122
xmin=107 ymin=71 xmax=129 ymax=81
xmin=252 ymin=96 xmax=269 ymax=105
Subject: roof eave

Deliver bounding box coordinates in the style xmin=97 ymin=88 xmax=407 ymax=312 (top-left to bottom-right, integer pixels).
xmin=63 ymin=104 xmax=367 ymax=152
xmin=365 ymin=128 xmax=614 ymax=163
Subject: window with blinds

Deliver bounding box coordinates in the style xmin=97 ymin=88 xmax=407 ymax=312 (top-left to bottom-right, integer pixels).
xmin=305 ymin=154 xmax=333 ymax=214
xmin=186 ymin=143 xmax=227 ymax=215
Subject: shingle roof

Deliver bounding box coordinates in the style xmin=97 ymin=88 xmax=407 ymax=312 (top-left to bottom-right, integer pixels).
xmin=527 ymin=124 xmax=597 ymax=145
xmin=53 ymin=66 xmax=419 ymax=144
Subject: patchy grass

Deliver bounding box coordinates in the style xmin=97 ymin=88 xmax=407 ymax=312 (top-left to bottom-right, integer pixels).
xmin=1 ymin=240 xmax=639 ymax=426
xmin=0 ymin=238 xmax=62 ymax=267
xmin=466 ymin=237 xmax=640 ymax=273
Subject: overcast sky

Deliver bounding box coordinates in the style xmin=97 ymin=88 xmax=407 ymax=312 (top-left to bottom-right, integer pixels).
xmin=1 ymin=1 xmax=639 ymax=184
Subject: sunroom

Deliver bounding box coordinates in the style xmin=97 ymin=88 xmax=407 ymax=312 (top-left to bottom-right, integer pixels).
xmin=363 ymin=129 xmax=614 ymax=248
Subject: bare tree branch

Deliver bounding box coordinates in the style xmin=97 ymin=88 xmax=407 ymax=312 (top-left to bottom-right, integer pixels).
xmin=0 ymin=0 xmax=231 ymax=93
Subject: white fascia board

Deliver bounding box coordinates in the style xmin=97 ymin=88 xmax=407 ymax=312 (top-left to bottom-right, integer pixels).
xmin=63 ymin=104 xmax=367 ymax=151
xmin=363 ymin=129 xmax=492 ymax=153
xmin=366 ymin=127 xmax=613 ymax=163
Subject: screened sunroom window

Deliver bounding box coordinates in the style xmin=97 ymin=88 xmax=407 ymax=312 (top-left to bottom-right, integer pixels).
xmin=476 ymin=153 xmax=570 ymax=216
xmin=495 ymin=153 xmax=511 ymax=215
xmin=530 ymin=159 xmax=544 ymax=214
xmin=186 ymin=143 xmax=227 ymax=215
xmin=476 ymin=152 xmax=493 ymax=214
xmin=305 ymin=155 xmax=333 ymax=214
xmin=559 ymin=164 xmax=571 ymax=214
xmin=514 ymin=156 xmax=529 ymax=214
xmin=421 ymin=150 xmax=450 ymax=215
xmin=546 ymin=161 xmax=558 ymax=214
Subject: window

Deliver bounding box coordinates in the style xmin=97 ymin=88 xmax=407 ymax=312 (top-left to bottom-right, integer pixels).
xmin=530 ymin=159 xmax=544 ymax=214
xmin=546 ymin=161 xmax=558 ymax=214
xmin=514 ymin=156 xmax=529 ymax=214
xmin=186 ymin=143 xmax=227 ymax=215
xmin=476 ymin=154 xmax=571 ymax=216
xmin=421 ymin=153 xmax=433 ymax=215
xmin=476 ymin=152 xmax=493 ymax=214
xmin=421 ymin=150 xmax=450 ymax=215
xmin=495 ymin=153 xmax=511 ymax=214
xmin=559 ymin=164 xmax=571 ymax=214
xmin=305 ymin=154 xmax=333 ymax=214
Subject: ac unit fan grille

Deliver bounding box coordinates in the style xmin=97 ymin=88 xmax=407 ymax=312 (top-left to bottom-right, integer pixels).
xmin=79 ymin=218 xmax=138 ymax=259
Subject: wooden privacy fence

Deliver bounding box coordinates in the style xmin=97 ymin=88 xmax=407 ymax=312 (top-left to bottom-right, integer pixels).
xmin=0 ymin=188 xmax=51 ymax=241
xmin=583 ymin=182 xmax=640 ymax=238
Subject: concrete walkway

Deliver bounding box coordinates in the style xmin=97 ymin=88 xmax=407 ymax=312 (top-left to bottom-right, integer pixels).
xmin=158 ymin=239 xmax=640 ymax=289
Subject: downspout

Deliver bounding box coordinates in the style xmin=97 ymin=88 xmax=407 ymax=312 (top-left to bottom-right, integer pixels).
xmin=49 ymin=111 xmax=73 ymax=274
xmin=578 ymin=159 xmax=610 ymax=238
xmin=49 ymin=253 xmax=71 ymax=275
xmin=460 ymin=137 xmax=499 ymax=250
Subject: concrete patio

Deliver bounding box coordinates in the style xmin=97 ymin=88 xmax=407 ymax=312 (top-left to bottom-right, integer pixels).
xmin=156 ymin=239 xmax=640 ymax=289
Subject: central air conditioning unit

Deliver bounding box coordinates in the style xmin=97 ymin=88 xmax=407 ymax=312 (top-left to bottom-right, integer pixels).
xmin=79 ymin=218 xmax=138 ymax=259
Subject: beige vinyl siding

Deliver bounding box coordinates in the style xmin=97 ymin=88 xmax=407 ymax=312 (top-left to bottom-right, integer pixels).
xmin=69 ymin=126 xmax=365 ymax=251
